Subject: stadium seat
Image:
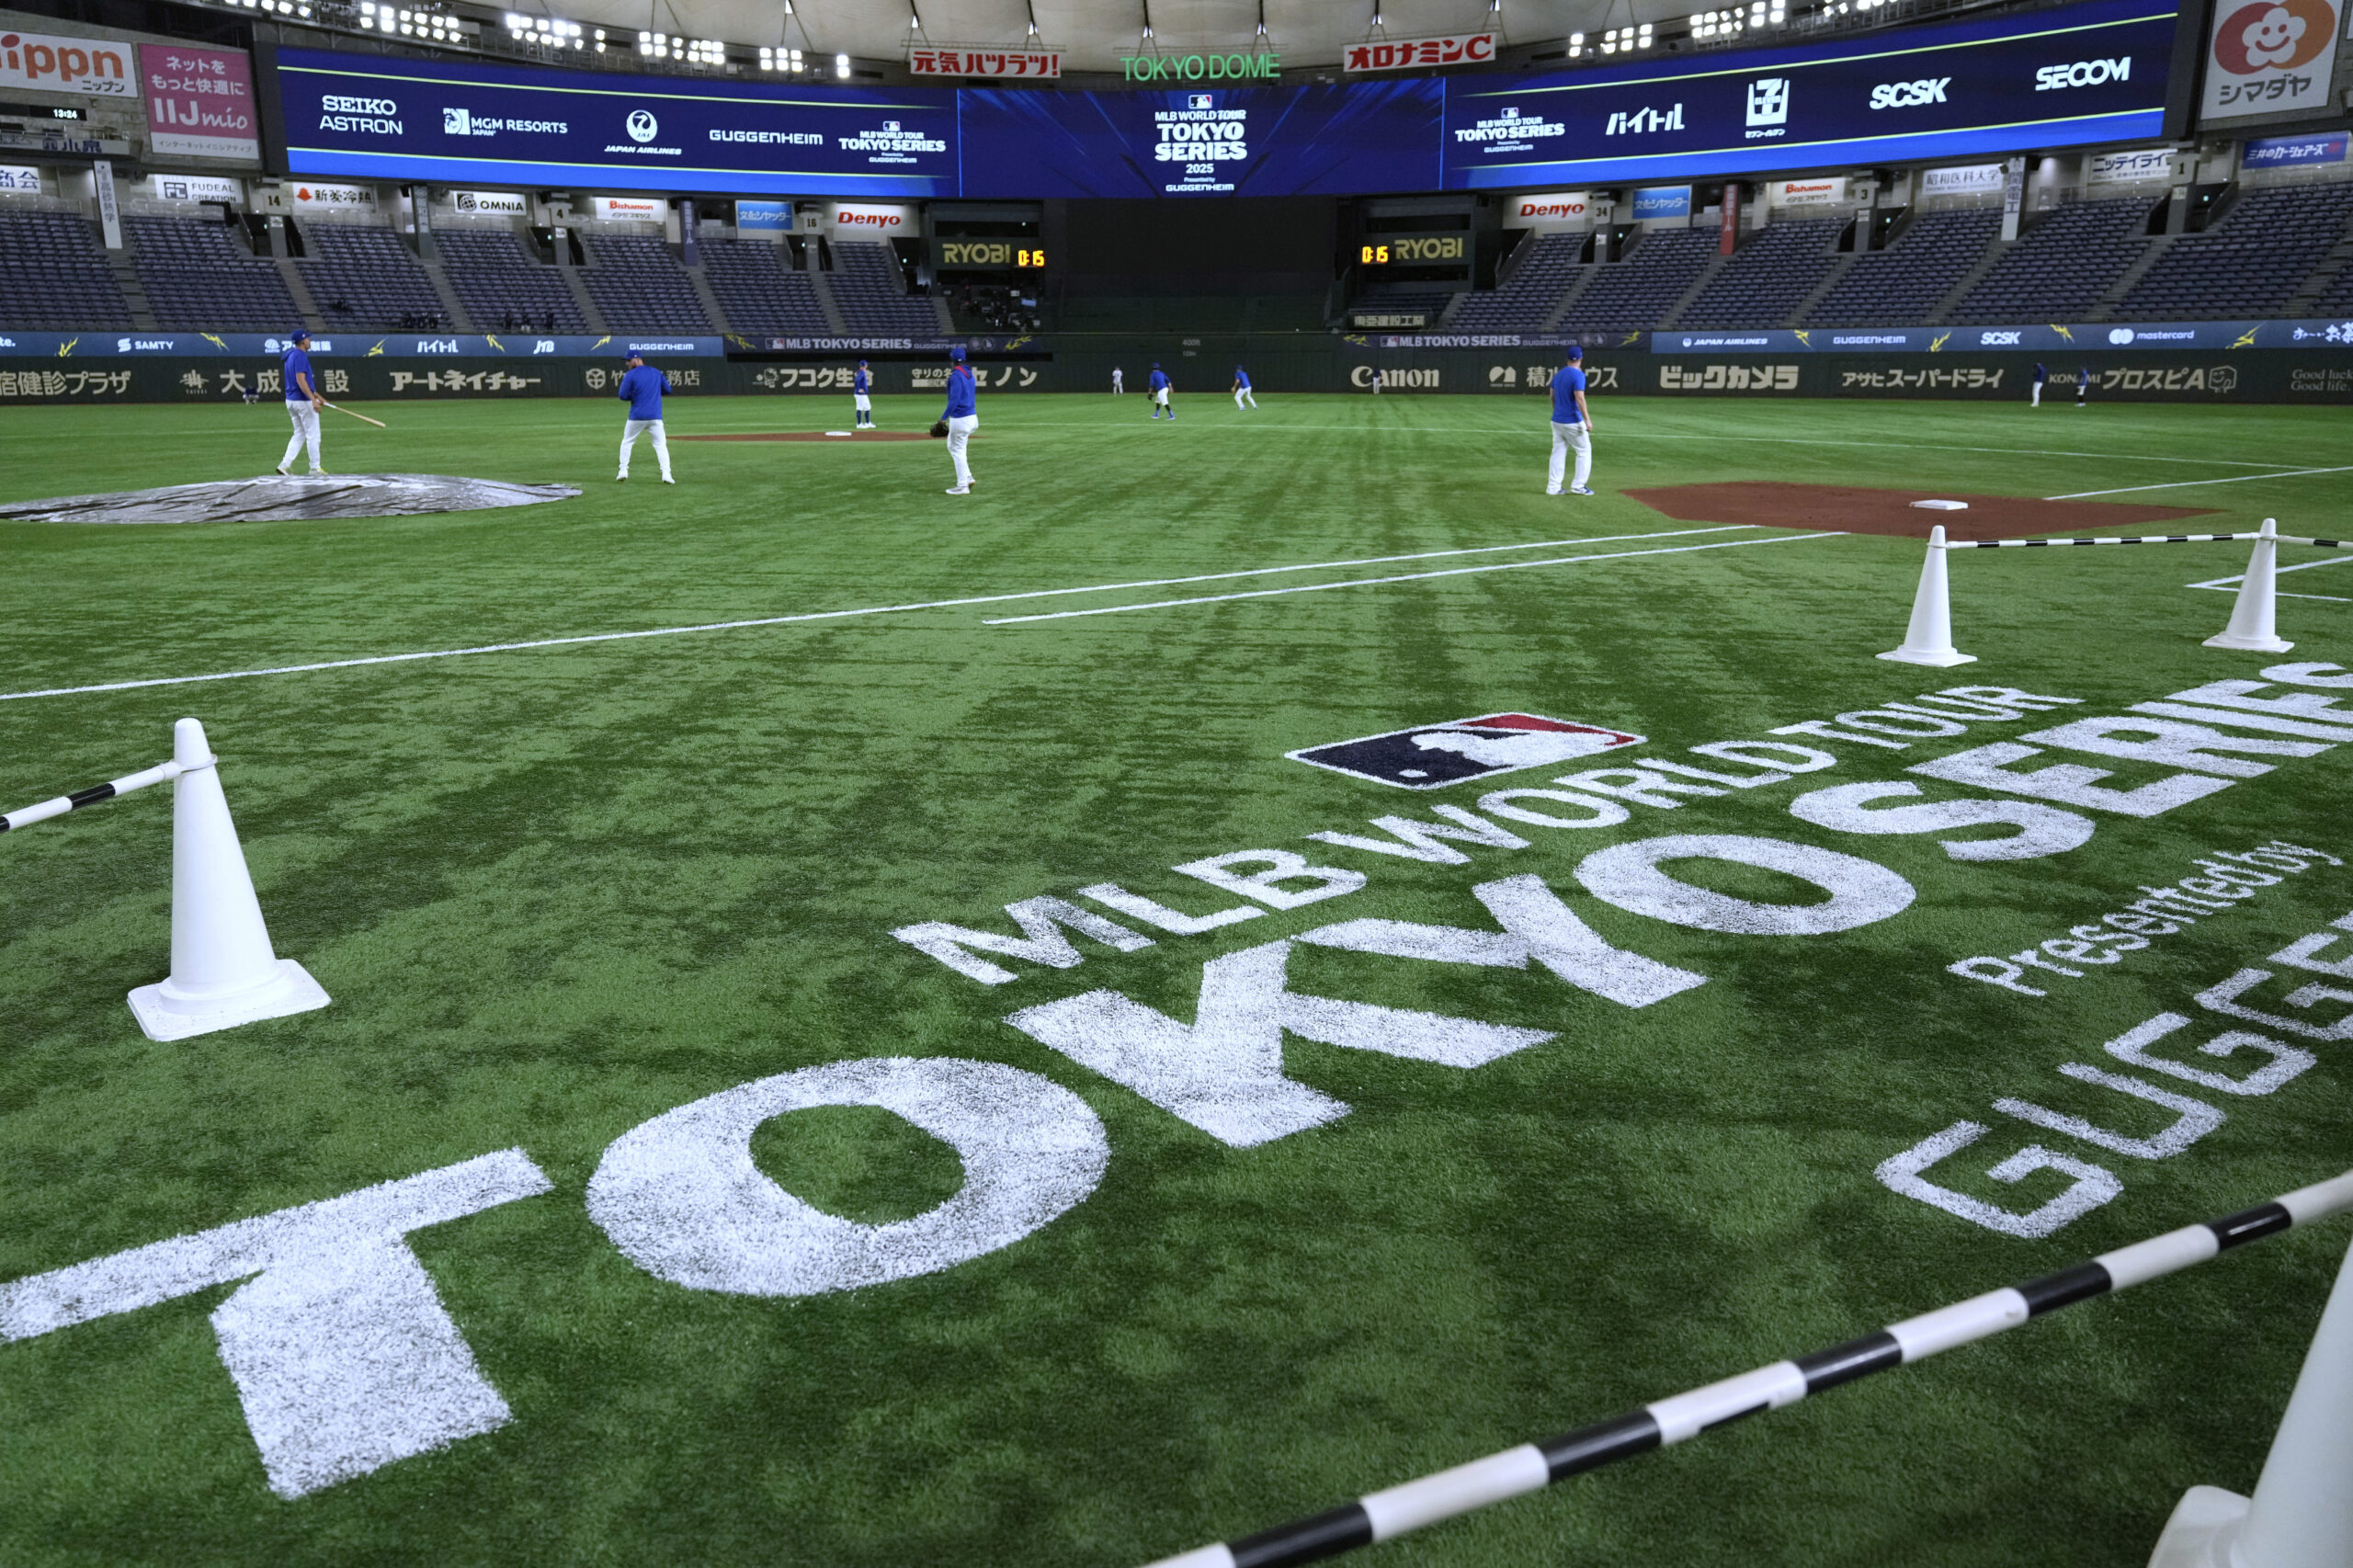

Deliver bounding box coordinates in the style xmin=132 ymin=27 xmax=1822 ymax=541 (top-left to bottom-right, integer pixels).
xmin=1451 ymin=232 xmax=1585 ymax=331
xmin=2117 ymin=186 xmax=2353 ymax=320
xmin=435 ymin=229 xmax=587 ymax=333
xmin=0 ymin=210 xmax=132 ymax=329
xmin=827 ymin=242 xmax=939 ymax=334
xmin=701 ymin=238 xmax=828 ymax=334
xmin=1949 ymin=199 xmax=2154 ymax=324
xmin=299 ymin=224 xmax=448 ymax=333
xmin=1557 ymin=228 xmax=1718 ymax=333
xmin=1677 ymin=219 xmax=1843 ymax=328
xmin=581 ymin=234 xmax=712 ymax=333
xmin=128 ymin=215 xmax=300 ymax=332
xmin=1806 ymin=209 xmax=1999 ymax=326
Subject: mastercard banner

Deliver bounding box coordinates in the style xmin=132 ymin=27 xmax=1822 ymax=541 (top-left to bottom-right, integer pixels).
xmin=2200 ymin=0 xmax=2339 ymax=120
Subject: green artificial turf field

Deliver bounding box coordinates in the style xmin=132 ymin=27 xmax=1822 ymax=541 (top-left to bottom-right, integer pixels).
xmin=0 ymin=391 xmax=2348 ymax=1568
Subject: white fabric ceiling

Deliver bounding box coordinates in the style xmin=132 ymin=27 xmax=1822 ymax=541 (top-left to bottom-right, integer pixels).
xmin=546 ymin=1 xmax=1638 ymax=74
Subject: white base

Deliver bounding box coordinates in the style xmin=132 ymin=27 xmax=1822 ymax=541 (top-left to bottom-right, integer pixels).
xmin=128 ymin=960 xmax=331 ymax=1042
xmin=2204 ymin=633 xmax=2294 ymax=653
xmin=1911 ymin=499 xmax=1970 ymax=510
xmin=2146 ymin=1485 xmax=2248 ymax=1568
xmin=1878 ymin=648 xmax=1979 ymax=666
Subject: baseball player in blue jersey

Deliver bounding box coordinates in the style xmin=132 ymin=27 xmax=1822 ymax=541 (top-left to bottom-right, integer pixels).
xmin=940 ymin=344 xmax=978 ymax=494
xmin=616 ymin=351 xmax=675 ymax=483
xmin=2031 ymin=362 xmax=2048 ymax=407
xmin=853 ymin=358 xmax=874 ymax=428
xmin=1546 ymin=346 xmax=1594 ymax=496
xmin=1232 ymin=365 xmax=1256 ymax=410
xmin=1148 ymin=362 xmax=1173 ymax=419
xmin=276 ymin=328 xmax=325 ymax=475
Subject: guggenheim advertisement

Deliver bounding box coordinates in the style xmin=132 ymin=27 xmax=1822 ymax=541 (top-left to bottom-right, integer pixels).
xmin=271 ymin=0 xmax=2184 ymax=199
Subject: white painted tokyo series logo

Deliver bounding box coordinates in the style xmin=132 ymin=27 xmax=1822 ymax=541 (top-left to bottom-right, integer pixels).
xmin=1289 ymin=713 xmax=1643 ymax=790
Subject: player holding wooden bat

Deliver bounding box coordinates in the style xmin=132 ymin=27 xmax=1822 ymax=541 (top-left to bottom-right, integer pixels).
xmin=275 ymin=327 xmax=327 ymax=477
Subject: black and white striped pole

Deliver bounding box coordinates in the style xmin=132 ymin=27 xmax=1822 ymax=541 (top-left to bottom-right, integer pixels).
xmin=4 ymin=718 xmax=330 ymax=1040
xmin=1140 ymin=1170 xmax=2353 ymax=1568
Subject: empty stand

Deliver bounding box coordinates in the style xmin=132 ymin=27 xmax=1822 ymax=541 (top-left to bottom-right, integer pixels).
xmin=1557 ymin=228 xmax=1717 ymax=332
xmin=1949 ymin=199 xmax=2152 ymax=324
xmin=128 ymin=215 xmax=299 ymax=332
xmin=1451 ymin=233 xmax=1583 ymax=331
xmin=828 ymin=242 xmax=939 ymax=333
xmin=581 ymin=233 xmax=711 ymax=332
xmin=1677 ymin=219 xmax=1842 ymax=328
xmin=1351 ymin=288 xmax=1455 ymax=323
xmin=300 ymin=223 xmax=447 ymax=331
xmin=1806 ymin=209 xmax=1998 ymax=326
xmin=2120 ymin=185 xmax=2353 ymax=320
xmin=0 ymin=210 xmax=131 ymax=328
xmin=701 ymin=238 xmax=827 ymax=333
xmin=436 ymin=229 xmax=585 ymax=332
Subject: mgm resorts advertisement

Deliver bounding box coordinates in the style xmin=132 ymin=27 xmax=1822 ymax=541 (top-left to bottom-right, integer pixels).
xmin=260 ymin=0 xmax=2190 ymax=199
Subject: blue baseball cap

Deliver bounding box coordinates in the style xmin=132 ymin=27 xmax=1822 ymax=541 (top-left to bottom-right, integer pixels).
xmin=1567 ymin=345 xmax=1583 ymax=360
xmin=290 ymin=327 xmax=309 ymax=341
xmin=949 ymin=345 xmax=965 ymax=361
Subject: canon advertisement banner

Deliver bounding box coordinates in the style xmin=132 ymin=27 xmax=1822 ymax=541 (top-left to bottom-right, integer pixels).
xmin=276 ymin=47 xmax=959 ymax=198
xmin=2200 ymin=0 xmax=2338 ymax=120
xmin=1506 ymin=189 xmax=1592 ymax=228
xmin=139 ymin=44 xmax=258 ymax=161
xmin=1344 ymin=33 xmax=1496 ymax=73
xmin=957 ymin=78 xmax=1442 ymax=198
xmin=0 ymin=28 xmax=133 ymax=97
xmin=1441 ymin=0 xmax=2176 ymax=188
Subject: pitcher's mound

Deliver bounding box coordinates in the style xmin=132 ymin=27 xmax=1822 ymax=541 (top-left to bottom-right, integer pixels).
xmin=1625 ymin=482 xmax=2215 ymax=540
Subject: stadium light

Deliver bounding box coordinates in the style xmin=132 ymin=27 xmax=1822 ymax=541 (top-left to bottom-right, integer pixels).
xmin=835 ymin=51 xmax=850 ymax=76
xmin=758 ymin=45 xmax=805 ymax=71
xmin=1566 ymin=28 xmax=1585 ymax=55
xmin=1597 ymin=21 xmax=1651 ymax=52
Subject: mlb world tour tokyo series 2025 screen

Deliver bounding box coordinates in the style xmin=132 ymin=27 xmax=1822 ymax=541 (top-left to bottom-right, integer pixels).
xmin=259 ymin=0 xmax=2193 ymax=201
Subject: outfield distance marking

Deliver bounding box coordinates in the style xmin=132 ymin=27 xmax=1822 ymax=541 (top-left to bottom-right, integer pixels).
xmin=983 ymin=532 xmax=1842 ymax=624
xmin=0 ymin=528 xmax=1755 ymax=703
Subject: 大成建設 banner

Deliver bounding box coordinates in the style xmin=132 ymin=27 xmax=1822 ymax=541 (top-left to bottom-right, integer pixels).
xmin=1440 ymin=0 xmax=2179 ymax=189
xmin=957 ymin=76 xmax=1442 ymax=199
xmin=274 ymin=49 xmax=959 ymax=198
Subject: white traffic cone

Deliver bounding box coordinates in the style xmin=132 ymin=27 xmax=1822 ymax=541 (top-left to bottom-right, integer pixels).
xmin=2148 ymin=1225 xmax=2353 ymax=1567
xmin=2205 ymin=518 xmax=2295 ymax=654
xmin=126 ymin=718 xmax=330 ymax=1042
xmin=1877 ymin=525 xmax=1977 ymax=666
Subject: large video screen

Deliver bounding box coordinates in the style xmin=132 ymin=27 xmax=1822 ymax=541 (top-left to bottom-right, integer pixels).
xmin=1442 ymin=0 xmax=2178 ymax=187
xmin=958 ymin=78 xmax=1442 ymax=199
xmin=271 ymin=0 xmax=2180 ymax=200
xmin=273 ymin=49 xmax=960 ymax=197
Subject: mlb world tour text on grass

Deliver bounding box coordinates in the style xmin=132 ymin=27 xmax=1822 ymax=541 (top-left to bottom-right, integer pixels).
xmin=7 ymin=675 xmax=2352 ymax=1502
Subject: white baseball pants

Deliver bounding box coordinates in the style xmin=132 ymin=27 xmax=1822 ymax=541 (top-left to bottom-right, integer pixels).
xmin=947 ymin=414 xmax=978 ymax=489
xmin=281 ymin=402 xmax=321 ymax=473
xmin=620 ymin=418 xmax=671 ymax=480
xmin=1548 ymin=421 xmax=1592 ymax=493
xmin=2031 ymin=383 xmax=2042 ymax=406
xmin=1234 ymin=389 xmax=1256 ymax=408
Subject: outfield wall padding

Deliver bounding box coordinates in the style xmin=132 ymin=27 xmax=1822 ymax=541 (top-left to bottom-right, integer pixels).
xmin=3 ymin=343 xmax=2348 ymax=403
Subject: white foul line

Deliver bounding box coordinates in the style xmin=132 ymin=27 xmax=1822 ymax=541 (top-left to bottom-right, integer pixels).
xmin=0 ymin=527 xmax=1753 ymax=703
xmin=2043 ymin=464 xmax=2353 ymax=499
xmin=983 ymin=531 xmax=1844 ymax=624
xmin=2188 ymin=551 xmax=2353 ymax=604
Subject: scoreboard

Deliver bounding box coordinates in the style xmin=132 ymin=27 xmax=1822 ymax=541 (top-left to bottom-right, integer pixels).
xmin=1360 ymin=234 xmax=1470 ymax=267
xmin=933 ymin=240 xmax=1047 ymax=270
xmin=266 ymin=0 xmax=2186 ymax=200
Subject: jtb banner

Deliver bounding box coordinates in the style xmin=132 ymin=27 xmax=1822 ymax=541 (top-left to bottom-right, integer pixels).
xmin=957 ymin=77 xmax=1442 ymax=198
xmin=276 ymin=48 xmax=958 ymax=198
xmin=1442 ymin=0 xmax=2178 ymax=188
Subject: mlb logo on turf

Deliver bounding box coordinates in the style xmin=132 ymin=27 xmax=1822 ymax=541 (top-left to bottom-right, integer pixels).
xmin=1288 ymin=713 xmax=1643 ymax=790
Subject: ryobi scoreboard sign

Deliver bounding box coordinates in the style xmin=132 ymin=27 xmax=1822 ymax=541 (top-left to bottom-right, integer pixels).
xmin=269 ymin=0 xmax=2185 ymax=199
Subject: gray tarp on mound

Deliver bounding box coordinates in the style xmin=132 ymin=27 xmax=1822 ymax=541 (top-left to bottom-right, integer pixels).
xmin=0 ymin=473 xmax=581 ymax=525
